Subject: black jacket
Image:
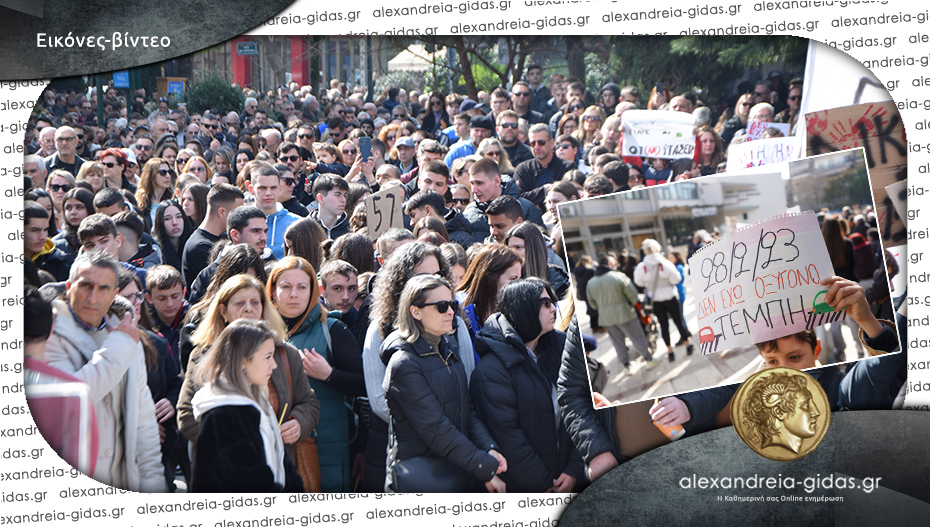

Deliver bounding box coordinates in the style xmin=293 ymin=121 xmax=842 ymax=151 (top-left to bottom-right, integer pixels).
xmin=381 ymin=331 xmax=499 ymax=484
xmin=471 ymin=314 xmax=585 ymax=492
xmin=190 ymin=404 xmax=304 ymax=493
xmin=309 ymin=210 xmax=351 ymax=241
xmin=513 ymin=156 xmax=575 ymax=208
xmin=557 ymin=316 xmax=621 ymax=464
xmin=464 ymin=197 xmax=545 ymax=245
xmin=444 ymin=208 xmax=475 ymax=248
xmin=548 ymin=263 xmax=571 ymax=300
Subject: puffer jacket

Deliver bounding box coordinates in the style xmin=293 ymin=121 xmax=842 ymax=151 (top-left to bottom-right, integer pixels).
xmin=471 ymin=314 xmax=585 ymax=492
xmin=557 ymin=316 xmax=621 ymax=464
xmin=381 ymin=331 xmax=499 ymax=484
xmin=634 ymin=253 xmax=681 ymax=303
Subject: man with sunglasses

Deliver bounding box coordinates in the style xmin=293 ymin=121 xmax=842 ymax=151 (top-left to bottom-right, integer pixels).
xmin=511 ymin=81 xmax=545 ymax=126
xmin=44 ymin=126 xmax=86 ymax=178
xmin=132 ymin=136 xmax=155 ymax=165
xmin=276 ymin=142 xmax=311 ymax=207
xmin=496 ymin=110 xmax=533 ymax=166
xmin=513 ymin=124 xmax=575 ymax=209
xmin=273 ymin=163 xmax=309 ymax=218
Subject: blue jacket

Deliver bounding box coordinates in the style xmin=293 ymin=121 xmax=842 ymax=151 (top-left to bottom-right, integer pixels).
xmin=265 ymin=205 xmax=300 ymax=259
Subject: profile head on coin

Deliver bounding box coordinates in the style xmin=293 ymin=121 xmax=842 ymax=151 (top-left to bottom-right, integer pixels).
xmin=732 ymin=367 xmax=830 ymax=461
xmin=743 ymin=371 xmax=819 ymax=454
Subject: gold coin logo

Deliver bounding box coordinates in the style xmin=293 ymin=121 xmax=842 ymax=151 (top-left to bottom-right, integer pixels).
xmin=731 ymin=367 xmax=831 ymax=462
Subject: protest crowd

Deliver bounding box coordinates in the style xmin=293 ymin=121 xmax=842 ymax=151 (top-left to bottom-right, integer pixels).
xmin=21 ymin=59 xmax=899 ymax=493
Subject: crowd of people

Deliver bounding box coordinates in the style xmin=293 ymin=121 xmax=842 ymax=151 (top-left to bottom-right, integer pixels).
xmin=22 ymin=64 xmax=822 ymax=493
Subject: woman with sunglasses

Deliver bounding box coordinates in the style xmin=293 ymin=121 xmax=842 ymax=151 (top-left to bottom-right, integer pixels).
xmin=477 ymin=138 xmax=514 ymax=175
xmin=45 ymin=169 xmax=77 ymax=232
xmin=136 ymin=158 xmax=174 ymax=228
xmin=382 ymin=274 xmax=507 ymax=493
xmin=470 ymin=278 xmax=583 ymax=492
xmin=573 ymin=106 xmax=606 ymax=151
xmin=337 ymin=139 xmax=358 ymax=167
xmin=181 ymin=155 xmax=212 ymax=185
xmin=719 ymin=92 xmax=754 ymax=149
xmin=420 ymin=90 xmax=450 ymax=137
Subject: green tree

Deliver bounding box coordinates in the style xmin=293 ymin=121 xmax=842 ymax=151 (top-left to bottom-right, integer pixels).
xmin=183 ymin=70 xmax=244 ymax=115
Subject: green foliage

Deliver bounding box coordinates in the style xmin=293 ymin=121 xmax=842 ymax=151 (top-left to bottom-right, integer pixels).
xmin=821 ymin=164 xmax=871 ymax=208
xmin=584 ymin=52 xmax=610 ymax=95
xmin=375 ymin=70 xmax=425 ymax=97
xmin=183 ymin=70 xmax=244 ymax=115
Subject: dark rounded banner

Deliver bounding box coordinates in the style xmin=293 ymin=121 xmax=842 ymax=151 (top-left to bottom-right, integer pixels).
xmin=0 ymin=0 xmax=292 ymax=79
xmin=560 ymin=411 xmax=929 ymax=525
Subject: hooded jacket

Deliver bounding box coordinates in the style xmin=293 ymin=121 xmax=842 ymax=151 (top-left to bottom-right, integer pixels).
xmin=309 ymin=209 xmax=351 ymax=241
xmin=33 ymin=238 xmax=72 ymax=282
xmin=444 ymin=208 xmax=476 ymax=248
xmin=190 ymin=383 xmax=303 ymax=492
xmin=463 ymin=196 xmax=545 ymax=245
xmin=634 ymin=253 xmax=681 ymax=303
xmin=44 ymin=298 xmax=167 ymax=492
xmin=265 ymin=204 xmax=300 ymax=259
xmin=471 ymin=314 xmax=585 ymax=492
xmin=381 ymin=330 xmax=499 ymax=485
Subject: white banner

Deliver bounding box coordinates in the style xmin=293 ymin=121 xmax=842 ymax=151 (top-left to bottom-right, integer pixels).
xmin=620 ymin=110 xmax=695 ymax=159
xmin=728 ymin=137 xmax=803 ymax=169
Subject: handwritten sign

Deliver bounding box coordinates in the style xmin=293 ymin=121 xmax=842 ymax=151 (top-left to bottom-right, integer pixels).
xmin=806 ymin=101 xmax=906 ymax=247
xmin=687 ymin=211 xmax=843 ymax=355
xmin=728 ymin=137 xmax=801 ymax=169
xmin=365 ymin=185 xmax=404 ymax=241
xmin=620 ymin=110 xmax=695 ymax=159
xmin=744 ymin=121 xmax=790 ymax=141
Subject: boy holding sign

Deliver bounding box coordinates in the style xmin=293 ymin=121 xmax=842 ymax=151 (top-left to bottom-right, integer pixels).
xmin=651 ymin=275 xmax=903 ymax=435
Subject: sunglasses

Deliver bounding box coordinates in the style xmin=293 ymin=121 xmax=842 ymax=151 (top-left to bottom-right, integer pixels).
xmin=343 ymin=149 xmax=357 ymax=155
xmin=499 ymin=122 xmax=519 ymax=129
xmin=415 ymin=299 xmax=459 ymax=314
xmin=203 ymin=123 xmax=218 ymax=129
xmin=529 ymin=140 xmax=549 ymax=147
xmin=788 ymin=95 xmax=801 ymax=101
xmin=189 ymin=166 xmax=206 ymax=173
xmin=556 ymin=143 xmax=573 ymax=150
xmin=135 ymin=144 xmax=152 ymax=151
xmin=569 ymin=105 xmax=583 ymax=111
xmin=177 ymin=157 xmax=191 ymax=165
xmin=539 ymin=297 xmax=554 ymax=309
xmin=298 ymin=134 xmax=314 ymax=140
xmin=122 ymin=291 xmax=145 ymax=304
xmin=386 ymin=135 xmax=396 ymax=141
xmin=281 ymin=178 xmax=296 ymax=186
xmin=279 ymin=155 xmax=301 ymax=163
xmin=452 ymin=198 xmax=470 ymax=204
xmin=101 ymin=162 xmax=118 ymax=169
xmin=156 ymin=169 xmax=170 ymax=176
xmin=583 ymin=115 xmax=601 ymax=122
xmin=75 ymin=134 xmax=85 ymax=140
xmin=513 ymin=91 xmax=531 ymax=97
xmin=49 ymin=184 xmax=72 ymax=193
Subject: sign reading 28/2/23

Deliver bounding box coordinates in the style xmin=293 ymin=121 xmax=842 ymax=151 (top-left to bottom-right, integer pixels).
xmin=688 ymin=211 xmax=843 ymax=355
xmin=620 ymin=110 xmax=695 ymax=159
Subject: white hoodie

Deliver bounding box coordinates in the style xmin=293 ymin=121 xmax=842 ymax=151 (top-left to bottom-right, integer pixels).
xmin=192 ymin=382 xmax=286 ymax=488
xmin=634 ymin=253 xmax=682 ymax=303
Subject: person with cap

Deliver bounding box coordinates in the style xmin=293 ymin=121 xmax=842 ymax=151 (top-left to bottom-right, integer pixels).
xmin=600 ymin=83 xmax=621 ymax=115
xmin=444 ymin=114 xmax=495 ymax=166
xmin=390 ymin=136 xmax=418 ymax=174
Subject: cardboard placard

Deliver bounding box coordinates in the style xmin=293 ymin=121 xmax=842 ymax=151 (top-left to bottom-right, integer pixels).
xmin=687 ymin=211 xmax=843 ymax=354
xmin=728 ymin=137 xmax=802 ymax=169
xmin=886 ymin=180 xmax=908 ymax=228
xmin=744 ymin=121 xmax=790 ymax=141
xmin=620 ymin=110 xmax=695 ymax=159
xmin=364 ymin=185 xmax=405 ymax=241
xmin=805 ymin=101 xmax=907 ymax=247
